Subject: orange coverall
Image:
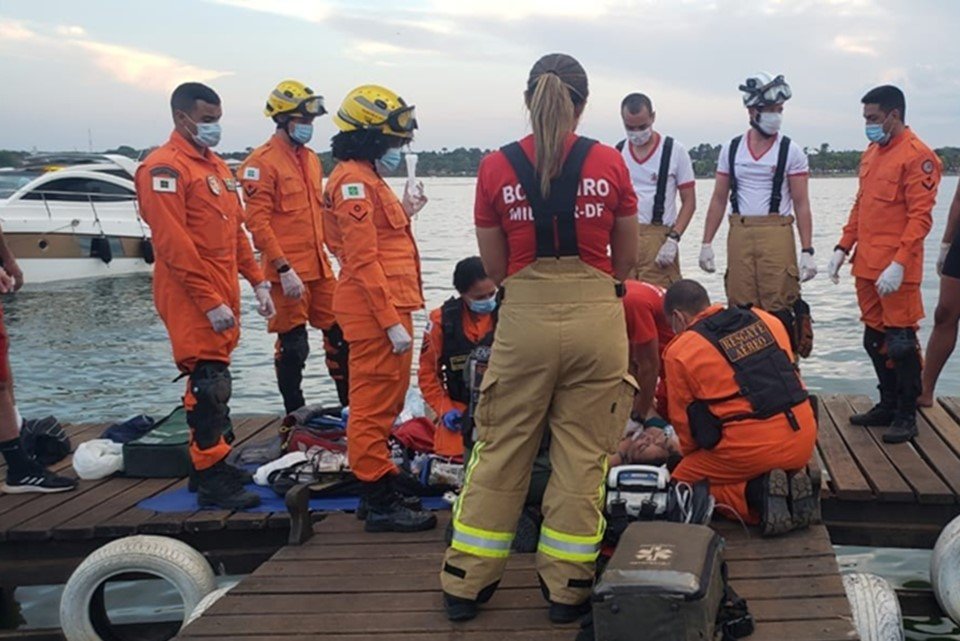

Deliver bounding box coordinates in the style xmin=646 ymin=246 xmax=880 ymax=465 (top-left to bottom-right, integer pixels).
xmin=418 ymin=303 xmax=496 ymax=458
xmin=135 ymin=131 xmax=264 ymax=469
xmin=664 ymin=304 xmax=817 ymax=523
xmin=838 ymin=128 xmax=941 ymax=330
xmin=323 ymin=160 xmax=424 ymax=482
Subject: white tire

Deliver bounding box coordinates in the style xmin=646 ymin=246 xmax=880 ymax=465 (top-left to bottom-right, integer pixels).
xmin=184 ymin=584 xmax=234 ymax=627
xmin=842 ymin=572 xmax=904 ymax=641
xmin=932 ymin=514 xmax=960 ymax=624
xmin=60 ymin=535 xmax=216 ymax=641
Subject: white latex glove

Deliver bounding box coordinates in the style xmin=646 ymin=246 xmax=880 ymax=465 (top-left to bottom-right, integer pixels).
xmin=827 ymin=248 xmax=847 ymax=284
xmin=206 ymin=304 xmax=236 ymax=333
xmin=402 ymin=181 xmax=427 ymax=217
xmin=279 ymin=267 xmax=304 ymax=299
xmin=937 ymin=242 xmax=951 ymax=276
xmin=699 ymin=243 xmax=716 ymax=273
xmin=254 ymin=282 xmax=276 ymax=319
xmin=799 ymin=252 xmax=818 ymax=283
xmin=655 ymin=237 xmax=679 ymax=268
xmin=876 ymin=261 xmax=905 ymax=297
xmin=386 ymin=323 xmax=413 ymax=354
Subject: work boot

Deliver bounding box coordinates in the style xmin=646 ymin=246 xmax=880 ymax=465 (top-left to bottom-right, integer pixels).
xmin=363 ymin=476 xmax=437 ymax=533
xmin=549 ymin=600 xmax=592 ymax=624
xmin=189 ymin=462 xmax=252 ymax=493
xmin=883 ymin=416 xmax=918 ymax=444
xmin=355 ymin=494 xmax=422 ymax=520
xmin=196 ymin=460 xmax=261 ymax=509
xmin=444 ymin=593 xmax=479 ymax=622
xmin=787 ymin=470 xmax=819 ymax=530
xmin=2 ymin=461 xmax=77 ymax=494
xmin=758 ymin=469 xmax=793 ymax=537
xmin=849 ymin=403 xmax=896 ymax=427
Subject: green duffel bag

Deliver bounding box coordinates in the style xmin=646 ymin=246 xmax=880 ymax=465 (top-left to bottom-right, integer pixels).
xmin=592 ymin=521 xmax=731 ymax=641
xmin=122 ymin=407 xmax=191 ymax=478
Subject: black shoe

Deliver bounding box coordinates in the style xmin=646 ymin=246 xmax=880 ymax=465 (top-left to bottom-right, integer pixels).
xmin=363 ymin=477 xmax=436 ymax=533
xmin=850 ymin=404 xmax=895 ymax=427
xmin=189 ymin=462 xmax=251 ymax=493
xmin=760 ymin=469 xmax=793 ymax=537
xmin=197 ymin=461 xmax=261 ymax=509
xmin=788 ymin=470 xmax=819 ymax=530
xmin=549 ymin=600 xmax=591 ymax=624
xmin=444 ymin=593 xmax=479 ymax=622
xmin=356 ymin=494 xmax=422 ymax=520
xmin=2 ymin=466 xmax=77 ymax=494
xmin=883 ymin=416 xmax=918 ymax=444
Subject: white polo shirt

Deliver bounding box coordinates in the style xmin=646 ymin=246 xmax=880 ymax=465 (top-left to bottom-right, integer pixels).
xmin=716 ymin=131 xmax=808 ymax=216
xmin=621 ymin=133 xmax=696 ymax=226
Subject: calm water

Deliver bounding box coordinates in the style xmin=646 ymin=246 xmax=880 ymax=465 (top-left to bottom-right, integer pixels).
xmin=6 ymin=176 xmax=960 ymax=637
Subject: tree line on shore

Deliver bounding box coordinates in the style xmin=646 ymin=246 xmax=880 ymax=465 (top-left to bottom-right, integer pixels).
xmin=3 ymin=143 xmax=959 ymax=177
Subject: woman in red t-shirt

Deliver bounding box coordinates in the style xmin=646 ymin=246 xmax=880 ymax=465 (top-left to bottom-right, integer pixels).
xmin=441 ymin=53 xmax=639 ymax=624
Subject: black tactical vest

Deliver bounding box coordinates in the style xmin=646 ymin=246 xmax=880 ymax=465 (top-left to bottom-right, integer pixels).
xmin=440 ymin=297 xmax=496 ymax=404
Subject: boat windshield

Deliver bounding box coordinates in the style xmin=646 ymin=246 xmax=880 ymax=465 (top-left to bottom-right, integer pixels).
xmin=0 ymin=171 xmax=41 ymax=199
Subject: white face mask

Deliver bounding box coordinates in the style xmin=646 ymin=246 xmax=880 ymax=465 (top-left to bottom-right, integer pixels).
xmin=756 ymin=112 xmax=782 ymax=136
xmin=626 ymin=128 xmax=653 ymax=147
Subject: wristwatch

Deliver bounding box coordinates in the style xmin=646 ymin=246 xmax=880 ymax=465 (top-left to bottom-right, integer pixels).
xmin=801 ymin=247 xmax=815 ymax=256
xmin=667 ymin=230 xmax=681 ymax=241
xmin=277 ymin=264 xmax=291 ymax=274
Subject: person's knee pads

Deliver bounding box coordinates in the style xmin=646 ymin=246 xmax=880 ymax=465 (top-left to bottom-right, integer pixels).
xmin=278 ymin=325 xmax=309 ymax=369
xmin=885 ymin=328 xmax=918 ymax=363
xmin=187 ymin=361 xmax=232 ymax=440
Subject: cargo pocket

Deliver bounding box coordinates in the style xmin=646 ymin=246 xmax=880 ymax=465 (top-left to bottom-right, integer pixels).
xmin=475 ymin=372 xmax=499 ymax=441
xmin=279 ymin=178 xmax=309 ymax=212
xmin=606 ymin=376 xmax=639 ymax=452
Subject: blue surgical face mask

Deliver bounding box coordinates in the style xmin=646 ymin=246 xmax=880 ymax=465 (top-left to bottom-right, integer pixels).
xmin=186 ymin=115 xmax=221 ymax=148
xmin=467 ymin=294 xmax=498 ymax=315
xmin=377 ymin=147 xmax=403 ymax=173
xmin=290 ymin=122 xmax=313 ymax=145
xmin=865 ymin=123 xmax=890 ymax=145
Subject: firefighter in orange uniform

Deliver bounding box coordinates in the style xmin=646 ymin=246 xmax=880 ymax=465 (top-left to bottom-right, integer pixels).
xmin=136 ymin=83 xmax=275 ymax=510
xmin=662 ymin=280 xmax=818 ymax=536
xmin=323 ymin=84 xmax=436 ymax=533
xmin=239 ymin=80 xmax=349 ymax=414
xmin=827 ymin=85 xmax=941 ymax=444
xmin=419 ymin=257 xmax=498 ymax=459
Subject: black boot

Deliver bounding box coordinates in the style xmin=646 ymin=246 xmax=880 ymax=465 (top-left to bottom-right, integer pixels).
xmin=883 ymin=416 xmax=918 ymax=444
xmin=788 ymin=470 xmax=819 ymax=530
xmin=276 ymin=325 xmax=309 ymax=415
xmin=355 ymin=494 xmax=423 ymax=520
xmin=883 ymin=328 xmax=922 ymax=444
xmin=363 ymin=476 xmax=437 ymax=533
xmin=189 ymin=461 xmax=252 ymax=493
xmin=197 ymin=460 xmax=261 ymax=509
xmin=322 ymin=324 xmax=350 ymax=407
xmin=851 ymin=327 xmax=897 ymax=427
xmin=549 ymin=601 xmax=592 ymax=624
xmin=749 ymin=469 xmax=793 ymax=537
xmin=444 ymin=593 xmax=479 ymax=622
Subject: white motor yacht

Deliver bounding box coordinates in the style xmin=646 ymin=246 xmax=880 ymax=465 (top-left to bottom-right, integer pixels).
xmin=0 ymin=153 xmax=154 ymax=284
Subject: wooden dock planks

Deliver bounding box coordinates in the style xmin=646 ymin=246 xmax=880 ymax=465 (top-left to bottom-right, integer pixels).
xmin=177 ymin=513 xmax=858 ymax=641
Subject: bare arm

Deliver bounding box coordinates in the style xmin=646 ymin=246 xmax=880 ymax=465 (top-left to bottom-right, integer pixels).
xmin=629 ymin=339 xmax=660 ymax=419
xmin=790 ymin=174 xmax=813 ymax=249
xmin=477 ymin=226 xmax=509 ymax=285
xmin=673 ymin=185 xmax=697 ymax=237
xmin=611 ymin=215 xmax=639 ymax=281
xmin=0 ymin=225 xmax=21 ymax=291
xmin=944 ymin=180 xmax=960 ymax=244
xmin=702 ymin=173 xmax=730 ymax=244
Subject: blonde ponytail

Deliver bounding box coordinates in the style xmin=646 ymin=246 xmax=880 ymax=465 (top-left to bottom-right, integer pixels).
xmin=529 ymin=73 xmax=577 ymax=198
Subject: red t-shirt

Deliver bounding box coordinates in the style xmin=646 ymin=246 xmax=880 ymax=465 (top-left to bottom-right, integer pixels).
xmin=623 ymin=280 xmax=674 ymax=356
xmin=474 ymin=133 xmax=638 ymax=276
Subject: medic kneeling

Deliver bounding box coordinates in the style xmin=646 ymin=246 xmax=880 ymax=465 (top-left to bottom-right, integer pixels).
xmin=662 ymin=279 xmax=819 ymax=536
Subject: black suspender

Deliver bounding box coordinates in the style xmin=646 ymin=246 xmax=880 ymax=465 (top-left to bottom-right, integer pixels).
xmin=727 ymin=135 xmax=791 ymax=215
xmin=652 ymin=136 xmax=674 ymax=225
xmin=500 ymin=137 xmax=597 ymax=258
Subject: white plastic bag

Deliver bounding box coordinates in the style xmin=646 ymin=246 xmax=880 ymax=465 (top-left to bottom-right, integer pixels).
xmin=73 ymin=439 xmax=124 ymax=480
xmin=396 ymin=386 xmax=426 ymax=424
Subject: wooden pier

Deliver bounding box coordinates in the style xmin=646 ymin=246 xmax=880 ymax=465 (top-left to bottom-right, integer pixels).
xmin=4 ymin=394 xmax=960 ymax=639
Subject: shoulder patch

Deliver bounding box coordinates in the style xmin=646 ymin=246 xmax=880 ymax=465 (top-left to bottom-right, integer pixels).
xmin=922 ymin=159 xmax=935 ymax=174
xmin=348 ymin=202 xmax=369 ymax=222
xmin=150 ymin=165 xmax=179 ymax=178
xmin=152 ymin=176 xmax=177 ymax=193
xmin=243 ymin=166 xmax=260 ymax=181
xmin=342 ymin=183 xmax=366 ymax=200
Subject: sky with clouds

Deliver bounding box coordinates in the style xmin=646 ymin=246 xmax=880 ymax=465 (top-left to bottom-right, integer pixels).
xmin=0 ymin=0 xmax=957 ymax=153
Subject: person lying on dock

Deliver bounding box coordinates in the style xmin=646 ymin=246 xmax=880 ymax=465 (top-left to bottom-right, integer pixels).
xmin=662 ymin=279 xmax=819 ymax=536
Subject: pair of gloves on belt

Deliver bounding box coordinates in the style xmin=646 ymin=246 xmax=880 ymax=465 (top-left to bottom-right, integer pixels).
xmin=827 ymin=249 xmax=905 ymax=297
xmin=697 ymin=243 xmax=818 ymax=282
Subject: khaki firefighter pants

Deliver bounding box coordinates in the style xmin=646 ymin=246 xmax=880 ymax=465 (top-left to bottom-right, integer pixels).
xmin=725 ymin=215 xmax=800 ymax=312
xmin=440 ymin=258 xmax=634 ymax=606
xmin=634 ymin=224 xmax=681 ymax=288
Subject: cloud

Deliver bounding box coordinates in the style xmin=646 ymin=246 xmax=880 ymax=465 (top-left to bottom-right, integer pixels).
xmin=425 ymin=0 xmax=633 ymax=20
xmin=832 ymin=35 xmax=879 ymax=57
xmin=207 ymin=0 xmax=331 ymax=23
xmin=0 ymin=16 xmax=229 ymax=93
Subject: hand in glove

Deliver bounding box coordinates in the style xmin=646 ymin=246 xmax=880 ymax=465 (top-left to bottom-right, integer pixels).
xmin=402 ymin=181 xmax=428 ymax=217
xmin=442 ymin=409 xmax=463 ymax=433
xmin=279 ymin=267 xmax=304 ymax=299
xmin=799 ymin=252 xmax=818 ymax=282
xmin=938 ymin=242 xmax=951 ymax=276
xmin=254 ymin=282 xmax=276 ymax=319
xmin=206 ymin=304 xmax=236 ymax=333
xmin=876 ymin=261 xmax=905 ymax=297
xmin=699 ymin=243 xmax=716 ymax=273
xmin=827 ymin=248 xmax=847 ymax=284
xmin=386 ymin=323 xmax=413 ymax=354
xmin=655 ymin=237 xmax=679 ymax=268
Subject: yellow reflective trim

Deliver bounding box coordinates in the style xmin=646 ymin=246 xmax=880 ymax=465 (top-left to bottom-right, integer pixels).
xmin=540 ymin=525 xmax=602 ymax=546
xmin=537 ymin=542 xmax=599 ymax=563
xmin=596 ymin=456 xmax=609 ymax=539
xmin=453 ymin=519 xmax=514 ymax=543
xmin=452 ymin=539 xmax=511 ymax=559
